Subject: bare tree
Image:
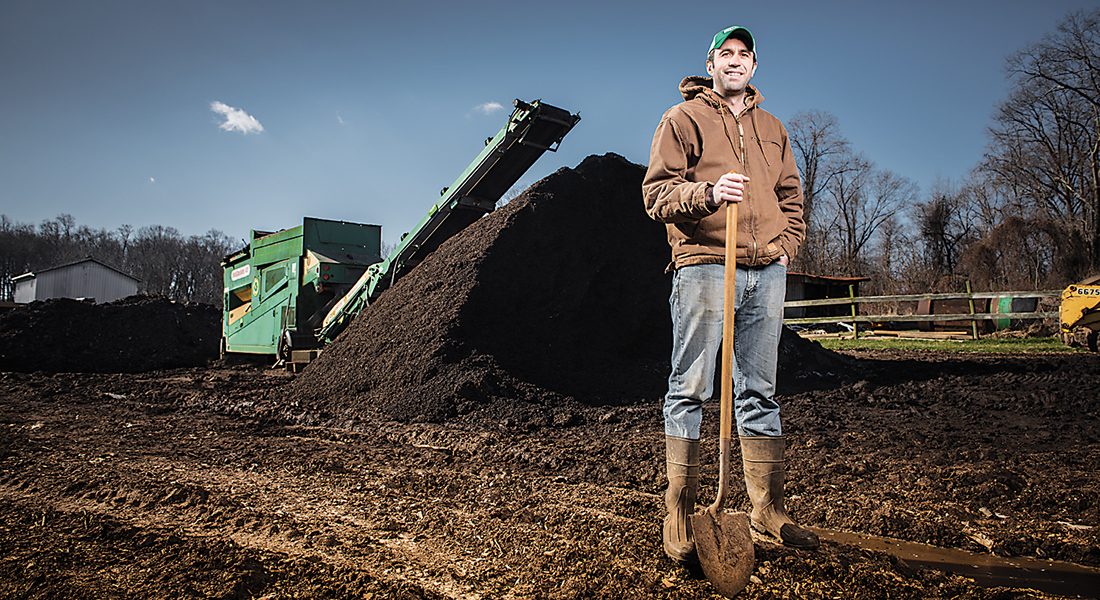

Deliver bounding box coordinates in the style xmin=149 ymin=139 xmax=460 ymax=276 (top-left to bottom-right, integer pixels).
xmin=813 ymin=153 xmax=915 ymax=276
xmin=869 ymin=215 xmax=907 ymax=294
xmin=959 ymin=172 xmax=1014 ymax=236
xmin=916 ymin=180 xmax=981 ymax=277
xmin=787 ymin=110 xmax=853 ymax=271
xmin=1014 ymin=10 xmax=1100 ymax=112
xmin=117 ymin=224 xmax=133 ymax=267
xmin=0 ymin=216 xmax=36 ymax=301
xmin=128 ymin=225 xmax=183 ymax=298
xmin=982 ymin=9 xmax=1100 ymax=279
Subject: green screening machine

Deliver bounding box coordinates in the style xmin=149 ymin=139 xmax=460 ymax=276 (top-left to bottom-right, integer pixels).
xmin=220 ymin=99 xmax=580 ymax=365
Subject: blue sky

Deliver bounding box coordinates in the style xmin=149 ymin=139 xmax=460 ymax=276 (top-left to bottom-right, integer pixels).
xmin=1 ymin=0 xmax=1095 ymax=245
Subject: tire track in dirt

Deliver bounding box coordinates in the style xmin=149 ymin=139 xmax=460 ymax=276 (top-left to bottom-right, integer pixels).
xmin=0 ymin=492 xmax=428 ymax=599
xmin=0 ymin=379 xmax=477 ymax=597
xmin=0 ymin=381 xmax=682 ymax=597
xmin=3 ymin=355 xmax=1095 ymax=597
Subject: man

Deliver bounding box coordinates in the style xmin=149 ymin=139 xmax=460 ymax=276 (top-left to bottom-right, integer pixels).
xmin=642 ymin=25 xmax=818 ymax=562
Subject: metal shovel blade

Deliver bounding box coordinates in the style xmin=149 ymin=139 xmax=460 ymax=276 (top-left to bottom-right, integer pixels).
xmin=691 ymin=508 xmax=754 ymax=597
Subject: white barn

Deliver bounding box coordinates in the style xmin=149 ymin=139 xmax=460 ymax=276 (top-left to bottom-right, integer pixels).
xmin=12 ymin=257 xmax=140 ymax=304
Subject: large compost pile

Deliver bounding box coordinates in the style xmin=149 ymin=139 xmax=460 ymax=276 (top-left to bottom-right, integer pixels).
xmin=287 ymin=154 xmax=850 ymax=426
xmin=0 ymin=295 xmax=219 ymax=373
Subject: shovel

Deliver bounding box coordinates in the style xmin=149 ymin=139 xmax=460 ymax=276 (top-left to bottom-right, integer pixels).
xmin=690 ymin=198 xmax=755 ymax=597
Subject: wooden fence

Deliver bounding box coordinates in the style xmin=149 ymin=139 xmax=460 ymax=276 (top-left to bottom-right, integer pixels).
xmin=783 ymin=287 xmax=1062 ymax=339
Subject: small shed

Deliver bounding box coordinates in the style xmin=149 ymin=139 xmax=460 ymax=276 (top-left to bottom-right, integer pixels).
xmin=12 ymin=257 xmax=140 ymax=304
xmin=785 ymin=272 xmax=870 ymax=319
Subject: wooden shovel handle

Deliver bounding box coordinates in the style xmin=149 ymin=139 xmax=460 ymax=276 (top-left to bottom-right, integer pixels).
xmin=720 ymin=201 xmax=738 ymax=443
xmin=710 ymin=198 xmax=738 ymax=513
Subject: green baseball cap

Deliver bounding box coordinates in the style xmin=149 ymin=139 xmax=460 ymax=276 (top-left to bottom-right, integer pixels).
xmin=708 ymin=25 xmax=756 ymax=58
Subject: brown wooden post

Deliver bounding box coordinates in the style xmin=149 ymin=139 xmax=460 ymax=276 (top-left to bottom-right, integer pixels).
xmin=966 ymin=280 xmax=979 ymax=340
xmin=849 ymin=284 xmax=859 ymax=339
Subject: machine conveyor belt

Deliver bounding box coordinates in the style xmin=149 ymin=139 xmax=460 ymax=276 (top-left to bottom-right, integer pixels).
xmin=317 ymin=99 xmax=580 ymax=343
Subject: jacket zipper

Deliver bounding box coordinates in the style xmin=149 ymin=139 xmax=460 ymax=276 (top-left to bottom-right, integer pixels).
xmin=733 ymin=110 xmax=757 ymax=263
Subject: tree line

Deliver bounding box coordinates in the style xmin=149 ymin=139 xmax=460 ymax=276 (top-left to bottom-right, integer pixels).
xmin=0 ymin=214 xmax=237 ymax=306
xmin=789 ymin=9 xmax=1098 ymax=293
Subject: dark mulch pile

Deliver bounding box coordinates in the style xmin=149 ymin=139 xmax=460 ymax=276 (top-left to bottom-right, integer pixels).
xmin=0 ymin=295 xmax=219 ymax=373
xmin=285 ymin=153 xmax=851 ymax=427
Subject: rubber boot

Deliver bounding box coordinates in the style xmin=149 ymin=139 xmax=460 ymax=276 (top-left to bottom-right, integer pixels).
xmin=663 ymin=435 xmax=700 ymax=563
xmin=741 ymin=435 xmax=820 ymax=549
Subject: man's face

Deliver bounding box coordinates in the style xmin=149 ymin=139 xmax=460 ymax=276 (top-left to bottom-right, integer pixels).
xmin=707 ymin=36 xmax=756 ymax=97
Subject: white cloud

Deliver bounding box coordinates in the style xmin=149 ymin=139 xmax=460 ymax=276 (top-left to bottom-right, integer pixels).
xmin=210 ymin=101 xmax=264 ymax=134
xmin=474 ymin=101 xmax=504 ymax=115
xmin=149 ymin=177 xmax=156 ymax=183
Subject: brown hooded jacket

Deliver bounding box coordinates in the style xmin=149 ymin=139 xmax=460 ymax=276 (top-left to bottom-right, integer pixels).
xmin=642 ymin=77 xmax=805 ymax=271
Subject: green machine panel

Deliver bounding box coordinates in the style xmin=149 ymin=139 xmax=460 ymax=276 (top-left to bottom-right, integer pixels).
xmin=221 ymin=217 xmax=381 ymax=357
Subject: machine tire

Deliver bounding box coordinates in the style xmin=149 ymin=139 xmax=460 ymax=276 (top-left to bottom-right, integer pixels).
xmin=219 ymin=336 xmax=227 ymax=361
xmin=1088 ymin=330 xmax=1098 ymax=353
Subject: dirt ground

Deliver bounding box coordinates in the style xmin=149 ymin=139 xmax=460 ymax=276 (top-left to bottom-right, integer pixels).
xmin=2 ymin=156 xmax=1096 ymax=597
xmin=2 ymin=349 xmax=1097 ymax=599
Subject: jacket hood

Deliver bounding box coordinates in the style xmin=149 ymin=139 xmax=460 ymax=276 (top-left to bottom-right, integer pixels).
xmin=678 ymin=76 xmax=764 ymax=110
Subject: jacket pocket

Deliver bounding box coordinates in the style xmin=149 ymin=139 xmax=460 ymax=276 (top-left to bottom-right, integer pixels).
xmin=757 ymin=138 xmax=784 ymax=168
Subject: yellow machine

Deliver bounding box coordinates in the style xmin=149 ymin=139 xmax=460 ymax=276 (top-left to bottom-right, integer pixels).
xmin=1061 ymin=274 xmax=1100 ymax=351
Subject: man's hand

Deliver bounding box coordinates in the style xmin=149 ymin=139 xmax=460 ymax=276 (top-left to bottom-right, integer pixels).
xmin=709 ymin=172 xmax=751 ymax=207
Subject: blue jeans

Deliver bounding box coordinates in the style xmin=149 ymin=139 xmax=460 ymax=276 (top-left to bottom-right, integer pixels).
xmin=664 ymin=263 xmax=787 ymax=439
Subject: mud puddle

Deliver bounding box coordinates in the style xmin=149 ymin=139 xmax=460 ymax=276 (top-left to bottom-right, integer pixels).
xmin=814 ymin=527 xmax=1100 ymax=597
